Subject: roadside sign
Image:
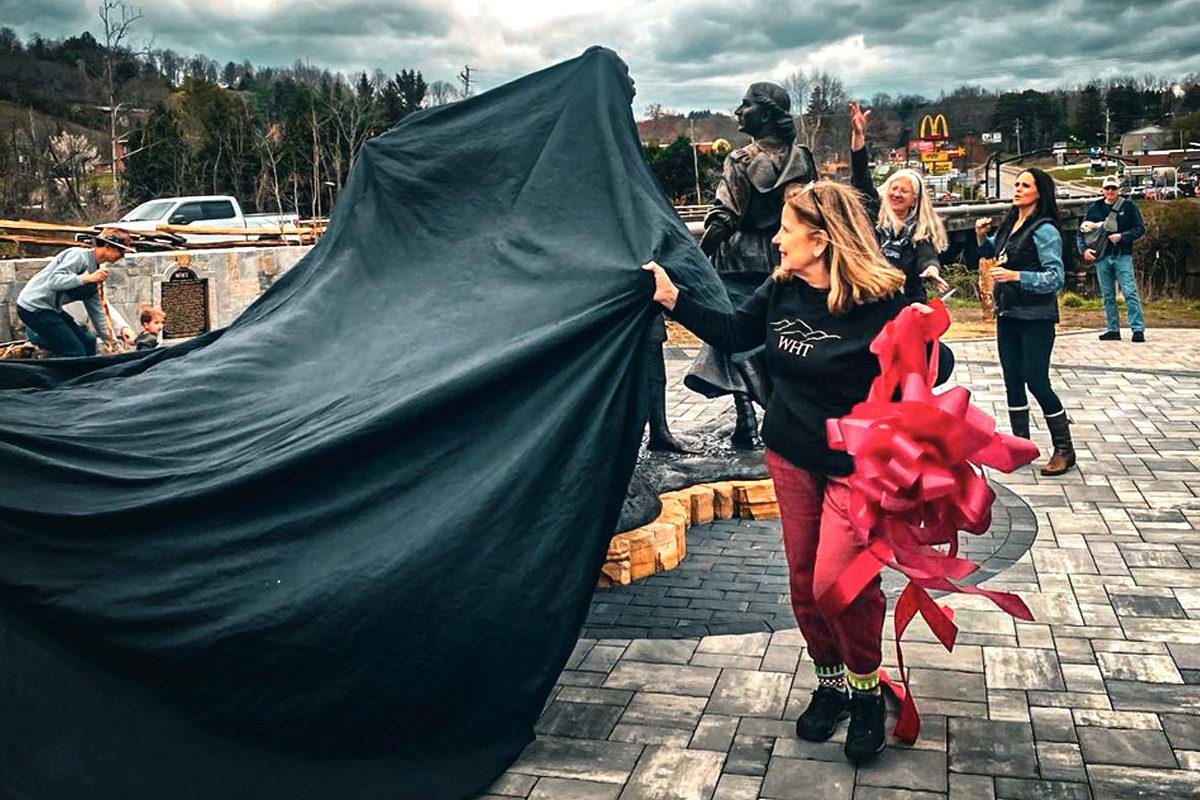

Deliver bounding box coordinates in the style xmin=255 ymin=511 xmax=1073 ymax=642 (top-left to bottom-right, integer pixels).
xmin=982 ymin=132 xmax=1002 ymax=144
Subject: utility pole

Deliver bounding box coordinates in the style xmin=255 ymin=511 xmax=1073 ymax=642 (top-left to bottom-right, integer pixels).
xmin=1015 ymin=119 xmax=1022 ymax=154
xmin=690 ymin=119 xmax=702 ymax=205
xmin=458 ymin=65 xmax=474 ymax=98
xmin=1104 ymin=107 xmax=1111 ymax=150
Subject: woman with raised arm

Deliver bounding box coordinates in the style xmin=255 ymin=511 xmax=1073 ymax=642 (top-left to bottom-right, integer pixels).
xmin=975 ymin=168 xmax=1075 ymax=475
xmin=644 ymin=180 xmax=913 ymax=765
xmin=848 ymin=102 xmax=950 ymax=302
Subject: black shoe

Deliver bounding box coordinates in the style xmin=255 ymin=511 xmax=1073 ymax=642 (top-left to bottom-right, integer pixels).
xmin=1132 ymin=331 xmax=1145 ymax=343
xmin=844 ymin=691 xmax=886 ymax=763
xmin=1098 ymin=331 xmax=1121 ymax=341
xmin=795 ymin=686 xmax=849 ymax=742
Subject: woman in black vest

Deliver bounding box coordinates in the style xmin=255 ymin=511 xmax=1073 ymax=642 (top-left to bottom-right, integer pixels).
xmin=975 ymin=168 xmax=1075 ymax=475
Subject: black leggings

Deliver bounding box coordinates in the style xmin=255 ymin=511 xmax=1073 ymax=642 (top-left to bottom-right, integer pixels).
xmin=996 ymin=317 xmax=1064 ymax=416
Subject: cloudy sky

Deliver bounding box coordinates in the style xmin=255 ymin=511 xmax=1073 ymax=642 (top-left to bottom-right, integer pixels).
xmin=7 ymin=0 xmax=1200 ymax=114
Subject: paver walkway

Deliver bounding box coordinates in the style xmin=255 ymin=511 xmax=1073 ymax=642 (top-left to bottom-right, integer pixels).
xmin=477 ymin=329 xmax=1200 ymax=800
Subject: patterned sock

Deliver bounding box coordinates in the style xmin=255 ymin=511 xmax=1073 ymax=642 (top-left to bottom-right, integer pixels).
xmin=814 ymin=663 xmax=847 ymax=692
xmin=847 ymin=671 xmax=881 ymax=695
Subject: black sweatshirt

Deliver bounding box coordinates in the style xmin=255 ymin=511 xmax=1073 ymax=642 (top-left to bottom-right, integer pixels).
xmin=672 ymin=276 xmax=906 ymax=476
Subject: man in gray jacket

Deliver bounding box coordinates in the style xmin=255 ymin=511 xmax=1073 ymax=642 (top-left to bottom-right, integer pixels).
xmin=16 ymin=229 xmax=136 ymax=356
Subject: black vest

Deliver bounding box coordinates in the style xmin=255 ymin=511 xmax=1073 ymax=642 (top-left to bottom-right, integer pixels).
xmin=992 ymin=217 xmax=1060 ymax=322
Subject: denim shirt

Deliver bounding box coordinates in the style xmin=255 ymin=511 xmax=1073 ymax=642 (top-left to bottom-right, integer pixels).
xmin=980 ymin=225 xmax=1064 ymax=294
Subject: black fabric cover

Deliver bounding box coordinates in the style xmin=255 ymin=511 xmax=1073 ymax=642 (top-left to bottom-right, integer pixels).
xmin=0 ymin=48 xmax=729 ymax=800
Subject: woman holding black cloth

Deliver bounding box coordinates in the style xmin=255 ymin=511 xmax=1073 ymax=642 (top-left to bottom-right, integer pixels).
xmin=644 ymin=180 xmax=926 ymax=764
xmin=976 ymin=168 xmax=1075 ymax=475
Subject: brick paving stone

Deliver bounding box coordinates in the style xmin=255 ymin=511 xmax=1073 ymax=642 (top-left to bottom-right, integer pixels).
xmin=760 ymin=756 xmax=854 ymax=800
xmin=602 ymin=662 xmax=720 ymax=697
xmin=992 ymin=778 xmax=1092 ymax=800
xmin=536 ymin=701 xmax=624 ymax=739
xmin=1077 ymin=727 xmax=1177 ymax=768
xmin=1031 ymin=707 xmax=1078 ymax=743
xmin=1035 ymin=742 xmax=1088 ymax=783
xmin=622 ymin=640 xmax=698 ymax=665
xmin=608 ymin=725 xmax=692 ymax=748
xmin=855 ymin=748 xmax=949 ymax=792
xmin=948 ymin=774 xmax=995 ymax=800
xmin=723 ymin=733 xmax=773 ymax=776
xmin=1094 ymin=652 xmax=1183 ymax=683
xmin=985 ymin=648 xmax=1066 ymax=691
xmin=706 ymin=669 xmax=790 ymax=718
xmin=1105 ymin=680 xmax=1200 ymax=712
xmin=711 ymin=774 xmax=761 ymax=800
xmin=1086 ymin=764 xmax=1200 ymax=800
xmin=1107 ymin=592 xmax=1189 ymax=619
xmin=487 ymin=772 xmax=538 ymax=797
xmin=619 ymin=693 xmax=707 ymax=731
xmin=688 ymin=714 xmax=739 ymax=752
xmin=509 ymin=737 xmax=644 ymax=784
xmin=949 ymin=719 xmax=1039 ymax=778
xmin=530 ymin=778 xmax=621 ymax=800
xmin=852 ymin=790 xmax=947 ymax=800
xmin=1072 ymin=709 xmax=1162 ymax=730
xmin=1161 ymin=713 xmax=1200 ymax=749
xmin=618 ymin=747 xmax=724 ymax=800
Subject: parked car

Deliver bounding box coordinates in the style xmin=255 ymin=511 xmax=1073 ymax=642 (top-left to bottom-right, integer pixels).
xmin=101 ymin=196 xmax=300 ymax=244
xmin=1156 ymin=186 xmax=1181 ymax=200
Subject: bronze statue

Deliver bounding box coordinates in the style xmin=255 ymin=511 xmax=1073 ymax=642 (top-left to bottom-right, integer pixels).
xmin=583 ymin=46 xmax=687 ymax=452
xmin=686 ymin=82 xmax=817 ymax=447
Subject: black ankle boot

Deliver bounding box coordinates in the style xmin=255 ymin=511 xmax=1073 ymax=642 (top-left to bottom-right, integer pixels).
xmin=795 ymin=686 xmax=849 ymax=742
xmin=1041 ymin=411 xmax=1076 ymax=476
xmin=731 ymin=393 xmax=763 ymax=449
xmin=1007 ymin=406 xmax=1030 ymax=440
xmin=844 ymin=690 xmax=886 ymax=763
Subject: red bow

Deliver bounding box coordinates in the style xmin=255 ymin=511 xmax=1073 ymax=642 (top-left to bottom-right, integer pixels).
xmin=824 ymin=299 xmax=1038 ymax=742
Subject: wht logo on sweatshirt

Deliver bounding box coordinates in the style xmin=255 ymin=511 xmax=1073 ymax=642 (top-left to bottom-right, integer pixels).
xmin=770 ymin=318 xmax=842 ymax=357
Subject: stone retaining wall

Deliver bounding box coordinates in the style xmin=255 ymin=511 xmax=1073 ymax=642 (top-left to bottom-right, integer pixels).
xmin=0 ymin=246 xmax=311 ymax=342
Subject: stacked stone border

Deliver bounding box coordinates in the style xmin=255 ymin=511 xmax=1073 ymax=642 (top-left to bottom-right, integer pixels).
xmin=600 ymin=480 xmax=779 ymax=587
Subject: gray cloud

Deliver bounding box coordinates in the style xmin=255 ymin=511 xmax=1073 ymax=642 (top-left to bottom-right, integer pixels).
xmin=3 ymin=0 xmax=1199 ymax=112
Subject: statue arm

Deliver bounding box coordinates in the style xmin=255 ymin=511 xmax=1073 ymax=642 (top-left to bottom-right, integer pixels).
xmin=699 ymin=155 xmax=749 ymax=256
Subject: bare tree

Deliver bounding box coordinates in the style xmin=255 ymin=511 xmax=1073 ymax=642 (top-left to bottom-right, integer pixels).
xmin=783 ymin=70 xmax=813 ymax=143
xmin=98 ymin=0 xmax=143 ymax=211
xmin=49 ymin=131 xmax=101 ymax=212
xmin=426 ymin=80 xmax=461 ymax=107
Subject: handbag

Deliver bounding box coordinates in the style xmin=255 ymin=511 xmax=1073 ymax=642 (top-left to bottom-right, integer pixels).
xmin=1080 ymin=198 xmax=1124 ymax=259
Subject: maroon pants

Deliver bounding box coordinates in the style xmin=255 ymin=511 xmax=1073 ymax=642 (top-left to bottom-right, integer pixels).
xmin=767 ymin=450 xmax=885 ymax=674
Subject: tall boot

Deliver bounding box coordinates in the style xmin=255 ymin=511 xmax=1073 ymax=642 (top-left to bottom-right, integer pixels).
xmin=645 ymin=331 xmax=688 ymax=453
xmin=1041 ymin=411 xmax=1076 ymax=476
xmin=731 ymin=392 xmax=763 ymax=449
xmin=647 ymin=376 xmax=688 ymax=453
xmin=1007 ymin=406 xmax=1031 ymax=440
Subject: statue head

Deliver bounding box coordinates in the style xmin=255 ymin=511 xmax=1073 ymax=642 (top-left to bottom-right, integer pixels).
xmin=585 ymin=45 xmax=635 ymax=100
xmin=735 ymin=82 xmax=795 ymax=143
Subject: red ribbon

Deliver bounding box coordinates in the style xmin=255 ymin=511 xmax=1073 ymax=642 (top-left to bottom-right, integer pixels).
xmin=823 ymin=299 xmax=1038 ymax=743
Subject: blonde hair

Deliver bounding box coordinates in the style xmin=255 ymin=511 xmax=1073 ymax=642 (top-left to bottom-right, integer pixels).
xmin=876 ymin=169 xmax=949 ymax=253
xmin=777 ymin=180 xmax=904 ymax=315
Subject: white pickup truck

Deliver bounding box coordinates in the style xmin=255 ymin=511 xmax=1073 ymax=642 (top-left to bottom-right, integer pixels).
xmin=105 ymin=195 xmax=300 ymax=244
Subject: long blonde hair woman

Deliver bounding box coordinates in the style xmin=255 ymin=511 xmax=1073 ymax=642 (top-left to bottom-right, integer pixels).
xmin=643 ymin=178 xmax=926 ymax=767
xmin=849 ymin=103 xmax=950 ymax=302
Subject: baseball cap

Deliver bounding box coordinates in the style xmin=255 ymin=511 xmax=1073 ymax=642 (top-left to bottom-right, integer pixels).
xmin=1101 ymin=176 xmax=1120 ymax=189
xmin=94 ymin=229 xmax=132 ymax=251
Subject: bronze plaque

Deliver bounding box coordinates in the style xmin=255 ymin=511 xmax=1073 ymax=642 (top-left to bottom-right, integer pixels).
xmin=160 ymin=268 xmax=209 ymax=338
